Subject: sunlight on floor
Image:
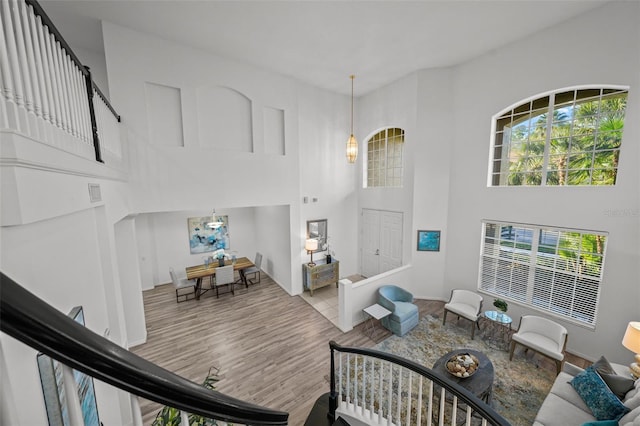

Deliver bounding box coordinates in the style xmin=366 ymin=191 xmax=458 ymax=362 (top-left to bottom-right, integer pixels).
xmin=300 ymin=274 xmax=365 ymax=327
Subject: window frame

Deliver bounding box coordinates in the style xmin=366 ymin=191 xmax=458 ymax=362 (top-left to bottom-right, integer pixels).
xmin=488 ymin=85 xmax=628 ymax=187
xmin=364 ymin=127 xmax=405 ymax=188
xmin=477 ymin=220 xmax=608 ymax=329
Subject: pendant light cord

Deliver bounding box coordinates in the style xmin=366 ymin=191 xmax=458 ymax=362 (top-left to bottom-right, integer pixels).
xmin=350 ymin=75 xmax=355 ymax=135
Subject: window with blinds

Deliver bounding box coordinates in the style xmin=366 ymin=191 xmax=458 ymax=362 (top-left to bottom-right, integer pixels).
xmin=366 ymin=128 xmax=404 ymax=188
xmin=478 ymin=221 xmax=607 ymax=328
xmin=489 ymin=87 xmax=628 ymax=186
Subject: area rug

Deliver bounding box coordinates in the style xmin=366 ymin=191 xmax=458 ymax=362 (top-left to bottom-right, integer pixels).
xmin=373 ymin=315 xmax=555 ymax=426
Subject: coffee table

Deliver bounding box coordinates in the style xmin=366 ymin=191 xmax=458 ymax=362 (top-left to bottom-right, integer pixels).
xmin=432 ymin=348 xmax=494 ymax=404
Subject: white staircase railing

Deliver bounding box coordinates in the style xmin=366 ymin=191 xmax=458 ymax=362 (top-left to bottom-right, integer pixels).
xmin=328 ymin=341 xmax=511 ymax=426
xmin=0 ymin=0 xmax=120 ymax=162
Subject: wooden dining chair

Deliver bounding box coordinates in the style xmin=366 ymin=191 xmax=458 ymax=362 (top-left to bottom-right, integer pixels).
xmin=212 ymin=265 xmax=235 ymax=298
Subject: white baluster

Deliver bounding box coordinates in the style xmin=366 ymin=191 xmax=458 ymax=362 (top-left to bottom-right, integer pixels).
xmin=338 ymin=352 xmax=343 ymax=408
xmin=19 ymin=0 xmax=41 ymax=118
xmin=54 ymin=45 xmax=71 ymax=133
xmin=451 ymin=395 xmax=458 ymax=425
xmin=354 ymin=355 xmax=358 ymax=409
xmin=65 ymin=54 xmax=82 ymax=139
xmin=361 ymin=356 xmax=366 ymax=415
xmin=426 ymin=381 xmax=433 ymax=426
xmin=346 ymin=353 xmax=351 ymax=405
xmin=27 ymin=4 xmax=47 ymax=121
xmin=44 ymin=29 xmax=62 ymax=129
xmin=396 ymin=367 xmax=402 ymax=425
xmin=386 ymin=363 xmax=392 ymax=425
xmin=0 ymin=6 xmax=14 ymax=128
xmin=466 ymin=405 xmax=472 ymax=426
xmin=378 ymin=360 xmax=384 ymax=424
xmin=406 ymin=372 xmax=412 ymax=425
xmin=369 ymin=357 xmax=374 ymax=419
xmin=180 ymin=410 xmax=189 ymax=425
xmin=2 ymin=0 xmax=25 ymax=131
xmin=10 ymin=0 xmax=33 ymax=114
xmin=416 ymin=376 xmax=423 ymax=426
xmin=438 ymin=386 xmax=445 ymax=426
xmin=76 ymin=70 xmax=90 ymax=143
xmin=36 ymin=14 xmax=55 ymax=126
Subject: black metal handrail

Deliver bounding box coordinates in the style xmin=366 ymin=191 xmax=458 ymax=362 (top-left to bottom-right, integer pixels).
xmin=0 ymin=272 xmax=288 ymax=425
xmin=328 ymin=340 xmax=511 ymax=426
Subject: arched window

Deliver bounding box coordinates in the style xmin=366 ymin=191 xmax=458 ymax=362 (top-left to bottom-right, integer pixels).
xmin=366 ymin=128 xmax=404 ymax=188
xmin=489 ymin=87 xmax=628 ymax=186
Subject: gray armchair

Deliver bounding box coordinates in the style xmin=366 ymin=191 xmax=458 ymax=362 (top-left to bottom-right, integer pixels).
xmin=377 ymin=285 xmax=419 ymax=336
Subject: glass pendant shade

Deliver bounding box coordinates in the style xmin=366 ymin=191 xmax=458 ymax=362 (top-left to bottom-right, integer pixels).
xmin=346 ymin=134 xmax=358 ymax=163
xmin=346 ymin=75 xmax=358 ymax=163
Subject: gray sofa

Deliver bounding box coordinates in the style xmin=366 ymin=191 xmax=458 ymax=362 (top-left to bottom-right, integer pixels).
xmin=534 ymin=362 xmax=640 ymax=426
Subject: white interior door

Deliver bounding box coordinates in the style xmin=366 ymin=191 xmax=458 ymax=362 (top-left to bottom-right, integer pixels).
xmin=361 ymin=209 xmax=380 ymax=278
xmin=379 ymin=211 xmax=403 ymax=271
xmin=361 ymin=209 xmax=403 ymax=278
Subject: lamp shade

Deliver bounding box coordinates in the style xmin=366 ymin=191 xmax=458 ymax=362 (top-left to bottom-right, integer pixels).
xmin=305 ymin=239 xmax=318 ymax=252
xmin=623 ymin=321 xmax=640 ymax=353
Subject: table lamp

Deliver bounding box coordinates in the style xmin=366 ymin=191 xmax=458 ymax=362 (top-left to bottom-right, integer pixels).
xmin=305 ymin=239 xmax=318 ymax=267
xmin=622 ymin=321 xmax=640 ymax=379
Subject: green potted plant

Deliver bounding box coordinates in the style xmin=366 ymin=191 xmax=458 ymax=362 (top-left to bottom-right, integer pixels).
xmin=493 ymin=298 xmax=508 ymax=313
xmin=152 ymin=367 xmax=226 ymax=426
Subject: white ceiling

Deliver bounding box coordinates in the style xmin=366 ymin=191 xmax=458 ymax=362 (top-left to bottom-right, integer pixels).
xmin=39 ymin=0 xmax=609 ymax=96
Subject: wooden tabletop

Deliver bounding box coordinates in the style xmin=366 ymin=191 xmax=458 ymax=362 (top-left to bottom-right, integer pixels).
xmin=185 ymin=257 xmax=253 ymax=280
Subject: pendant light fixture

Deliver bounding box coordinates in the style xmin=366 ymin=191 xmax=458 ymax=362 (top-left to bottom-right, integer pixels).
xmin=346 ymin=74 xmax=358 ymax=163
xmin=207 ymin=209 xmax=224 ymax=229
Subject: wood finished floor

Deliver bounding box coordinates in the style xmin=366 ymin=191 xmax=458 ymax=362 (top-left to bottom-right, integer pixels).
xmin=131 ymin=275 xmax=589 ymax=425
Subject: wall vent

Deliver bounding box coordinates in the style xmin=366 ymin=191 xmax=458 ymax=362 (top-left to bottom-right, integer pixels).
xmin=88 ymin=183 xmax=102 ymax=203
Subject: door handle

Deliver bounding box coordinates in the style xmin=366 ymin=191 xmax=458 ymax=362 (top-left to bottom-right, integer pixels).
xmin=375 ymin=249 xmax=379 ymax=255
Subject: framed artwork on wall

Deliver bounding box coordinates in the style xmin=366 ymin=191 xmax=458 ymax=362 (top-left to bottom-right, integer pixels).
xmin=187 ymin=215 xmax=229 ymax=254
xmin=417 ymin=230 xmax=440 ymax=252
xmin=306 ymin=219 xmax=327 ymax=253
xmin=37 ymin=306 xmax=101 ymax=426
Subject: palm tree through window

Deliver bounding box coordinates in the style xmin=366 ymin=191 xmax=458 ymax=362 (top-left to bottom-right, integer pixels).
xmin=490 ymin=87 xmax=628 ymax=186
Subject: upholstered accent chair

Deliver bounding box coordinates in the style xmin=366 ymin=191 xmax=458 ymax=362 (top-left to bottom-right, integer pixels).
xmin=442 ymin=289 xmax=483 ymax=339
xmin=169 ymin=267 xmax=195 ymax=303
xmin=509 ymin=315 xmax=568 ymax=374
xmin=377 ymin=285 xmax=419 ymax=337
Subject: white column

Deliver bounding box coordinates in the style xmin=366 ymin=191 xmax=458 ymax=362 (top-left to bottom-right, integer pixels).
xmin=338 ymin=278 xmax=353 ymax=332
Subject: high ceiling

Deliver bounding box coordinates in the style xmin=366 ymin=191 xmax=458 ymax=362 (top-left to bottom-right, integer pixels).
xmin=39 ymin=0 xmax=609 ymax=96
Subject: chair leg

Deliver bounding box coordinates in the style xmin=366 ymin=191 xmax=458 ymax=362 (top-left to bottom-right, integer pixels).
xmin=471 ymin=321 xmax=476 ymax=339
xmin=509 ymin=340 xmax=517 ymax=360
xmin=556 ymin=360 xmax=563 ymax=375
xmin=442 ymin=310 xmax=448 ymax=325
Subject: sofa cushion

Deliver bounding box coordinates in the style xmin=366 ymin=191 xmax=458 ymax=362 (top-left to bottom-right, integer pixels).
xmin=570 ymin=366 xmax=631 ymax=421
xmin=593 ymin=356 xmax=636 ymax=399
xmin=618 ymin=405 xmax=640 ymax=426
xmin=549 ymin=371 xmax=593 ymax=413
xmin=581 ymin=421 xmax=620 ymax=426
xmin=625 ymin=386 xmax=640 ymax=411
xmin=534 ymin=392 xmax=596 ymax=425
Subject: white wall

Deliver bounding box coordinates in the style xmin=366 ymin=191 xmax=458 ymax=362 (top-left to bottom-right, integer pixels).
xmin=445 ymin=1 xmax=640 ymax=363
xmin=102 ymin=22 xmax=360 ymax=288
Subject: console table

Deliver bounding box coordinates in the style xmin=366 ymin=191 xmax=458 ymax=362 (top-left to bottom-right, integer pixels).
xmin=302 ymin=260 xmax=339 ymax=296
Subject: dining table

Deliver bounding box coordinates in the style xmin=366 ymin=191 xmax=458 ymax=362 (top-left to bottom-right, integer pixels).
xmin=185 ymin=256 xmax=254 ymax=299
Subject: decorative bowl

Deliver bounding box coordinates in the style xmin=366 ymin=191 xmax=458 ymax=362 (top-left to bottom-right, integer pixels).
xmin=445 ymin=353 xmax=479 ymax=378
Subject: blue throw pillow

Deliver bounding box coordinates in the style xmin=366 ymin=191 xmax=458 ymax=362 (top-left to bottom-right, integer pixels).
xmin=571 ymin=366 xmax=631 ymax=421
xmin=581 ymin=421 xmax=620 ymax=426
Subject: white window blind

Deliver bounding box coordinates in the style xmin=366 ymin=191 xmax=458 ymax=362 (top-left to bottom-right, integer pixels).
xmin=479 ymin=221 xmax=607 ymax=328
